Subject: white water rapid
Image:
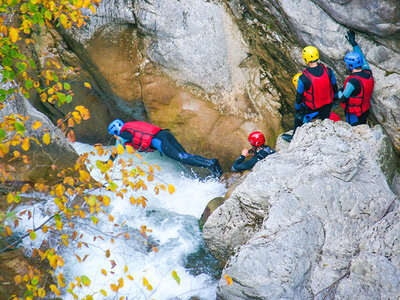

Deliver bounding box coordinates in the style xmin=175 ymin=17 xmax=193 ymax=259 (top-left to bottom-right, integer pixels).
xmin=17 ymin=142 xmax=226 ymax=299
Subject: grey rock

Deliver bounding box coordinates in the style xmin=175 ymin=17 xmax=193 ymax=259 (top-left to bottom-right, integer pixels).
xmin=203 ymin=120 xmax=398 ymax=299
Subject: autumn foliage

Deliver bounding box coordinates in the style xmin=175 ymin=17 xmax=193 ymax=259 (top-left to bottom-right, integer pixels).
xmin=0 ymin=0 xmax=178 ymax=299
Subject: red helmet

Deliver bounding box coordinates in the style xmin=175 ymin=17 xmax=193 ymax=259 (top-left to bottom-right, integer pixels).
xmin=248 ymin=131 xmax=265 ymax=147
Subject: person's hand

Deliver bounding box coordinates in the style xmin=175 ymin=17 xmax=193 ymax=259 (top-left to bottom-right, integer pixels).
xmin=345 ymin=30 xmax=357 ymax=47
xmin=241 ymin=148 xmax=250 ymax=157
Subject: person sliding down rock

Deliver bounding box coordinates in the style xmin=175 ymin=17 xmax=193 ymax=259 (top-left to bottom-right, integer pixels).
xmin=107 ymin=119 xmax=223 ymax=178
xmin=339 ymin=30 xmax=374 ymax=126
xmin=231 ymin=131 xmax=275 ymax=172
xmin=282 ymin=46 xmax=339 ymax=142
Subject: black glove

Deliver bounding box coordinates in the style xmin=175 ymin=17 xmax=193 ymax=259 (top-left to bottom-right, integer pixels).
xmin=345 ymin=30 xmax=357 ymax=47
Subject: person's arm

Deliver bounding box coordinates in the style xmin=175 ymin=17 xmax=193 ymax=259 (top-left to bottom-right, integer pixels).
xmin=338 ymin=82 xmax=355 ymax=103
xmin=345 ymin=30 xmax=370 ymax=70
xmin=231 ymin=155 xmax=259 ymax=172
xmin=329 ymin=69 xmax=338 ymax=99
xmin=295 ymin=78 xmax=305 ymax=107
xmin=107 ymin=132 xmax=131 ymax=162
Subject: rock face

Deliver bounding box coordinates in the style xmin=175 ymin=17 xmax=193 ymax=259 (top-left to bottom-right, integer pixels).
xmin=18 ymin=0 xmax=400 ymax=163
xmin=203 ymin=120 xmax=399 ymax=299
xmin=0 ymin=90 xmax=79 ymax=188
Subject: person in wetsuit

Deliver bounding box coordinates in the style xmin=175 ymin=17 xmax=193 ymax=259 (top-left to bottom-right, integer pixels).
xmin=231 ymin=131 xmax=275 ymax=172
xmin=282 ymin=46 xmax=338 ymax=142
xmin=107 ymin=119 xmax=223 ymax=178
xmin=339 ymin=30 xmax=374 ymax=126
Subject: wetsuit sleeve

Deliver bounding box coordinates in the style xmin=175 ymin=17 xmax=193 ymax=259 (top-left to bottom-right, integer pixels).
xmin=231 ymin=155 xmax=258 ymax=172
xmin=295 ymin=78 xmax=305 ymax=106
xmin=339 ymin=82 xmax=355 ymax=103
xmin=328 ymin=69 xmax=338 ymax=98
xmin=120 ymin=131 xmax=133 ymax=142
xmin=353 ymin=45 xmax=370 ymax=71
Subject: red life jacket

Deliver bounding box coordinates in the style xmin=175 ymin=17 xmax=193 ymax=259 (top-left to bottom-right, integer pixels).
xmin=121 ymin=121 xmax=161 ymax=152
xmin=342 ymin=71 xmax=374 ymax=116
xmin=303 ymin=65 xmax=333 ymax=110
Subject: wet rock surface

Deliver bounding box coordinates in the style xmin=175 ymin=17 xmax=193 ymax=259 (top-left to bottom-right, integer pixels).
xmin=203 ymin=120 xmax=399 ymax=299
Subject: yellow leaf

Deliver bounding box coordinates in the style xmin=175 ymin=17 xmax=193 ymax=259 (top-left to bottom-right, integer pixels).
xmin=117 ymin=144 xmax=125 ymax=155
xmin=101 ymin=269 xmax=107 ymax=276
xmin=224 ymin=274 xmax=233 ymax=286
xmin=14 ymin=275 xmax=22 ymax=284
xmin=168 ymin=184 xmax=175 ymax=195
xmin=103 ymin=195 xmax=110 ymax=206
xmin=9 ymin=27 xmax=19 ymax=43
xmin=110 ymin=283 xmax=118 ymax=292
xmin=38 ymin=287 xmax=46 ymax=298
xmin=43 ymin=133 xmax=50 ymax=145
xmin=84 ymin=82 xmax=92 ymax=89
xmin=13 ymin=150 xmax=20 ymax=158
xmin=55 ymin=184 xmax=65 ymax=197
xmin=127 ymin=275 xmax=133 ymax=281
xmin=147 ymin=284 xmax=153 ymax=291
xmin=32 ymin=121 xmax=42 ymax=129
xmin=30 ymin=231 xmax=36 ymax=241
xmin=21 ymin=138 xmax=30 ymax=151
xmin=172 ymin=270 xmax=181 ymax=285
xmin=89 ymin=4 xmax=96 ymax=14
xmin=100 ymin=290 xmax=107 ymax=296
xmin=124 ymin=265 xmax=128 ymax=273
xmin=143 ymin=277 xmax=149 ymax=287
xmin=118 ymin=278 xmax=124 ymax=288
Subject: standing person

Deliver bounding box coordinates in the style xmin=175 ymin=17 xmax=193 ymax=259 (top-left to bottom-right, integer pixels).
xmin=231 ymin=131 xmax=275 ymax=172
xmin=107 ymin=119 xmax=223 ymax=178
xmin=339 ymin=30 xmax=374 ymax=126
xmin=282 ymin=46 xmax=338 ymax=142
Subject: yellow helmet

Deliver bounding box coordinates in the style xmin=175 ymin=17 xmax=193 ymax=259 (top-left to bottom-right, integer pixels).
xmin=292 ymin=73 xmax=302 ymax=89
xmin=302 ymin=46 xmax=319 ymax=64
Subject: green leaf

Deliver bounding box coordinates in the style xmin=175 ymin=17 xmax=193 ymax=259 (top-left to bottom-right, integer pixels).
xmin=28 ymin=2 xmax=38 ymax=13
xmin=0 ymin=94 xmax=6 ymax=103
xmin=63 ymin=83 xmax=71 ymax=90
xmin=56 ymin=92 xmax=66 ymax=104
xmin=52 ymin=74 xmax=59 ymax=82
xmin=14 ymin=194 xmax=20 ymax=203
xmin=2 ymin=69 xmax=10 ymax=80
xmin=81 ymin=275 xmax=91 ymax=287
xmin=10 ymin=48 xmax=18 ymax=58
xmin=87 ymin=195 xmax=96 ymax=206
xmin=29 ymin=59 xmax=36 ymax=69
xmin=1 ymin=45 xmax=9 ymax=55
xmin=3 ymin=56 xmax=12 ymax=66
xmin=91 ymin=216 xmax=98 ymax=224
xmin=54 ymin=213 xmax=61 ymax=222
xmin=14 ymin=121 xmax=25 ymax=133
xmin=0 ymin=128 xmax=5 ymax=140
xmin=25 ymin=80 xmax=33 ymax=89
xmin=66 ymin=95 xmax=72 ymax=103
xmin=31 ymin=277 xmax=39 ymax=285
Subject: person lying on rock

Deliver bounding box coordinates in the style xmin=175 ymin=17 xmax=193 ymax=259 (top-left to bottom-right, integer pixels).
xmin=107 ymin=119 xmax=223 ymax=178
xmin=231 ymin=131 xmax=275 ymax=172
xmin=339 ymin=30 xmax=374 ymax=126
xmin=282 ymin=46 xmax=338 ymax=142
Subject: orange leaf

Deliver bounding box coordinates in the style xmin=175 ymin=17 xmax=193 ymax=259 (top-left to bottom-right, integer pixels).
xmin=101 ymin=269 xmax=107 ymax=276
xmin=67 ymin=130 xmax=76 ymax=143
xmin=84 ymin=82 xmax=92 ymax=89
xmin=168 ymin=184 xmax=175 ymax=195
xmin=32 ymin=121 xmax=42 ymax=129
xmin=110 ymin=283 xmax=118 ymax=292
xmin=224 ymin=274 xmax=233 ymax=286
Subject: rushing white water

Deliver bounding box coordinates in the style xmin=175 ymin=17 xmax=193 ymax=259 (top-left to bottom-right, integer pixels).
xmin=17 ymin=143 xmax=226 ymax=299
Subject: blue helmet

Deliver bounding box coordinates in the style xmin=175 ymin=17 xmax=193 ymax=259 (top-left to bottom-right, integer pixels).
xmin=344 ymin=51 xmax=363 ymax=70
xmin=108 ymin=119 xmax=124 ymax=135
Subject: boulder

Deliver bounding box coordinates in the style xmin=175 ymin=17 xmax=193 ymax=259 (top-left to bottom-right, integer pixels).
xmin=203 ymin=120 xmax=399 ymax=299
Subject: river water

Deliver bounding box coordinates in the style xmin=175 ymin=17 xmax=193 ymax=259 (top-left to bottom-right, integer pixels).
xmin=18 ymin=143 xmax=226 ymax=299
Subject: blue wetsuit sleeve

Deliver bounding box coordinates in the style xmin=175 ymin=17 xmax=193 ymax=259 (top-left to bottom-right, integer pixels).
xmin=329 ymin=70 xmax=338 ymax=98
xmin=353 ymin=45 xmax=370 ymax=70
xmin=297 ymin=78 xmax=305 ymax=94
xmin=340 ymin=82 xmax=355 ymax=99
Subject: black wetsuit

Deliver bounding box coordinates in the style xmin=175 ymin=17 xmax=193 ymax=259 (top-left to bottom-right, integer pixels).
xmin=231 ymin=146 xmax=275 ymax=172
xmin=119 ymin=129 xmax=223 ymax=177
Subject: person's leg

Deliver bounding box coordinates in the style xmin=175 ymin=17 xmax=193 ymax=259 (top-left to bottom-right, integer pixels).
xmin=154 ymin=131 xmax=223 ymax=177
xmin=317 ymin=103 xmax=332 ymax=119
